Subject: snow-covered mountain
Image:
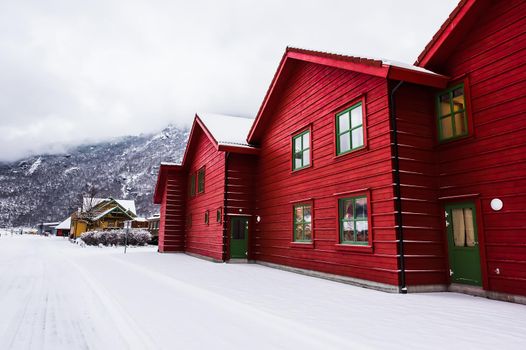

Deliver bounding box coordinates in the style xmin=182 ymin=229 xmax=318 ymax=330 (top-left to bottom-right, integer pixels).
xmin=0 ymin=125 xmax=189 ymax=227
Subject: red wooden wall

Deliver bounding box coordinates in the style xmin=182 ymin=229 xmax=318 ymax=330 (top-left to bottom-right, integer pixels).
xmin=430 ymin=0 xmax=526 ymax=296
xmin=226 ymin=153 xmax=257 ymax=259
xmin=158 ymin=169 xmax=186 ymax=252
xmin=184 ymin=128 xmax=226 ymax=261
xmin=252 ymin=61 xmax=399 ymax=287
xmin=394 ymin=82 xmax=446 ymax=287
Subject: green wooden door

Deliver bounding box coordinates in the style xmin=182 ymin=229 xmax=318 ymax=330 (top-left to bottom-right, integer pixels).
xmin=230 ymin=217 xmax=248 ymax=259
xmin=445 ymin=202 xmax=482 ymax=286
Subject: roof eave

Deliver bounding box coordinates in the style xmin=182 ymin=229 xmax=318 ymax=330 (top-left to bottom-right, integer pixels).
xmin=195 ymin=114 xmax=221 ymax=151
xmin=415 ymin=0 xmax=490 ymax=69
xmin=247 ymin=51 xmax=290 ymax=143
xmin=387 ymin=66 xmax=449 ymax=89
xmin=217 ymin=144 xmax=260 ymax=155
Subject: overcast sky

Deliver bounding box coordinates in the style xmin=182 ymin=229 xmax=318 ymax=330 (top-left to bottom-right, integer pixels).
xmin=0 ymin=0 xmax=458 ymax=162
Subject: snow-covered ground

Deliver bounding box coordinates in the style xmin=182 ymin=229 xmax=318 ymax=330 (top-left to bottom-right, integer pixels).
xmin=0 ymin=235 xmax=525 ymax=350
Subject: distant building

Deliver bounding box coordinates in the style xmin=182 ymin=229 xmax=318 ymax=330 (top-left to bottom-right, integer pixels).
xmin=55 ymin=217 xmax=71 ymax=237
xmin=132 ymin=217 xmax=149 ymax=229
xmin=147 ymin=214 xmax=160 ymax=244
xmin=71 ymin=197 xmax=137 ymax=238
xmin=37 ymin=222 xmax=60 ymax=235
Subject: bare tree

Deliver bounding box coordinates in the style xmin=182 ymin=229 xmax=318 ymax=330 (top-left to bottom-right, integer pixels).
xmin=75 ymin=183 xmax=99 ymax=220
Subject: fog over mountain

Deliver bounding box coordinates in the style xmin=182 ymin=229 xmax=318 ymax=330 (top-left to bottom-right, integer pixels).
xmin=0 ymin=125 xmax=188 ymax=227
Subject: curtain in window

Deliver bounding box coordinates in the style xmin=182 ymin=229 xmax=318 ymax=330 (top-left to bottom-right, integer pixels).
xmin=452 ymin=208 xmax=465 ymax=247
xmin=464 ymin=208 xmax=475 ymax=247
xmin=452 ymin=208 xmax=475 ymax=247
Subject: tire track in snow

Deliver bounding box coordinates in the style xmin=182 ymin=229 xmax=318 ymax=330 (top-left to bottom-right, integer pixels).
xmin=66 ymin=256 xmax=158 ymax=350
xmin=106 ymin=255 xmax=354 ymax=350
xmin=1 ymin=251 xmax=41 ymax=349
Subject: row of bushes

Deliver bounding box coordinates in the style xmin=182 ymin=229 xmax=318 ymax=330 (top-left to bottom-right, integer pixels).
xmin=80 ymin=229 xmax=151 ymax=246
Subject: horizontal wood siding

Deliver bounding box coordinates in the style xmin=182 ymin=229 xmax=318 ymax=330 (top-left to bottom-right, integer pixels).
xmin=253 ymin=62 xmax=399 ymax=286
xmin=226 ymin=154 xmax=257 ymax=259
xmin=394 ymin=82 xmax=446 ymax=286
xmin=436 ymin=0 xmax=526 ymax=296
xmin=159 ymin=170 xmax=186 ymax=252
xmin=185 ymin=129 xmax=225 ymax=261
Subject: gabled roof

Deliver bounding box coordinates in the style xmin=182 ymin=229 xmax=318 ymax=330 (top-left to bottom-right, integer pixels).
xmin=82 ymin=197 xmax=136 ymax=215
xmin=154 ymin=113 xmax=258 ymax=204
xmin=415 ymin=0 xmax=492 ymax=70
xmin=247 ymin=47 xmax=449 ymax=143
xmin=197 ymin=113 xmax=255 ymax=148
xmin=92 ymin=206 xmax=135 ymax=221
xmin=55 ymin=217 xmax=71 ymax=230
xmin=180 ymin=113 xmax=259 ymax=166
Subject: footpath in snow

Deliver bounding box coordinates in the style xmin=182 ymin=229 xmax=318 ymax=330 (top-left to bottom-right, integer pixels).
xmin=0 ymin=234 xmax=525 ymax=349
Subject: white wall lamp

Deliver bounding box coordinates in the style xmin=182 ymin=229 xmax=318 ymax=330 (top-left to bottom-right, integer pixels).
xmin=490 ymin=198 xmax=503 ymax=211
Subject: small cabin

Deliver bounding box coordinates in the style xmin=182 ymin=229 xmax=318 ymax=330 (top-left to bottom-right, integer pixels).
xmin=147 ymin=214 xmax=161 ymax=244
xmin=55 ymin=217 xmax=71 ymax=237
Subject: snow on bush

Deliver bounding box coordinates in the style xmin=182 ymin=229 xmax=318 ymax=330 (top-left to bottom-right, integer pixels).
xmin=80 ymin=229 xmax=151 ymax=247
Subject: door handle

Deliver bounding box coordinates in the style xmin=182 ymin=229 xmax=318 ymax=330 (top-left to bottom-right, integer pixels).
xmin=449 ymin=269 xmax=454 ymax=276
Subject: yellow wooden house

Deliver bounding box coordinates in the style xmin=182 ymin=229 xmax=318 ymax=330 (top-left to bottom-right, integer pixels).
xmin=70 ymin=197 xmax=137 ymax=238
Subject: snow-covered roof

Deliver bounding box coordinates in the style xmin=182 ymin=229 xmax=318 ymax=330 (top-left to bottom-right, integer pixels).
xmin=41 ymin=222 xmax=60 ymax=226
xmin=381 ymin=58 xmax=443 ymax=76
xmin=287 ymin=46 xmax=444 ymax=76
xmin=82 ymin=197 xmax=136 ymax=215
xmin=55 ymin=217 xmax=71 ymax=230
xmin=92 ymin=206 xmax=135 ymax=221
xmin=197 ymin=113 xmax=255 ymax=148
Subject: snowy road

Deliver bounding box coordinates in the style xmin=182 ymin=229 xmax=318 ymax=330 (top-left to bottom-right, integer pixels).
xmin=1 ymin=235 xmax=525 ymax=350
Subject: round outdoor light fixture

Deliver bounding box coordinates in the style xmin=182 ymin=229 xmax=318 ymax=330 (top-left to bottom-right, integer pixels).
xmin=490 ymin=198 xmax=503 ymax=211
xmin=256 ymin=215 xmax=261 ymax=223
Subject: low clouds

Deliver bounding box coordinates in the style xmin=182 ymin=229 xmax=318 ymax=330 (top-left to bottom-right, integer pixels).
xmin=0 ymin=0 xmax=457 ymax=162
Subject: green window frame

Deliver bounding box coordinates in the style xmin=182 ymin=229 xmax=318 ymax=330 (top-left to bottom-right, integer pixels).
xmin=197 ymin=167 xmax=205 ymax=193
xmin=189 ymin=173 xmax=196 ymax=197
xmin=336 ymin=102 xmax=364 ymax=155
xmin=293 ymin=203 xmax=312 ymax=242
xmin=292 ymin=130 xmax=311 ymax=170
xmin=339 ymin=196 xmax=369 ymax=245
xmin=436 ymin=84 xmax=468 ymax=141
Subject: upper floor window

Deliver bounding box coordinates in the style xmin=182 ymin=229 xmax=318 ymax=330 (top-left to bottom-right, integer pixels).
xmin=339 ymin=196 xmax=368 ymax=245
xmin=189 ymin=173 xmax=196 ymax=197
xmin=292 ymin=130 xmax=310 ymax=170
xmin=437 ymin=84 xmax=467 ymax=141
xmin=293 ymin=203 xmax=312 ymax=242
xmin=336 ymin=102 xmax=364 ymax=155
xmin=197 ymin=167 xmax=205 ymax=193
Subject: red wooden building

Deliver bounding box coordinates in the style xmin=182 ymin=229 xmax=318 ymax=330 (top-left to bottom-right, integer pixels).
xmin=155 ymin=0 xmax=526 ymax=302
xmin=154 ymin=113 xmax=258 ymax=259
